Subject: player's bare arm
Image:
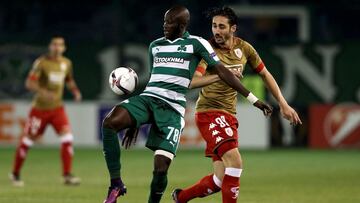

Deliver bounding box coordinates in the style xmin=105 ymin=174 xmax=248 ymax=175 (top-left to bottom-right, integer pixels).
xmin=65 ymin=76 xmax=82 ymax=102
xmin=189 ymin=67 xmax=242 ymax=89
xmin=214 ymin=63 xmax=273 ymax=115
xmin=258 ymin=67 xmax=301 ymax=124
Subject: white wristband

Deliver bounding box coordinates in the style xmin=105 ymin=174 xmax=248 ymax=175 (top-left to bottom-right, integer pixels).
xmin=246 ymin=93 xmax=258 ymax=104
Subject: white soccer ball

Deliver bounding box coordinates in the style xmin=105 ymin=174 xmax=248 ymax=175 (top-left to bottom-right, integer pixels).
xmin=109 ymin=67 xmax=138 ymax=95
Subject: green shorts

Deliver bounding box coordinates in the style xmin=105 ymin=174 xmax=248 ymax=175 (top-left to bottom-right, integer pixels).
xmin=118 ymin=95 xmax=185 ymax=155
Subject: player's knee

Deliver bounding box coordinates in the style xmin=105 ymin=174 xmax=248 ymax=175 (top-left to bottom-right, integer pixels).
xmin=153 ymin=153 xmax=172 ymax=173
xmin=221 ymin=148 xmax=242 ymax=168
xmin=102 ymin=116 xmax=115 ymax=129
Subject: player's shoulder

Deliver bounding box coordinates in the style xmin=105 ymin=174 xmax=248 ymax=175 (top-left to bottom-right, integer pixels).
xmin=33 ymin=55 xmax=47 ymax=67
xmin=235 ymin=37 xmax=256 ymax=50
xmin=150 ymin=37 xmax=166 ymax=46
xmin=188 ymin=34 xmax=207 ymax=44
xmin=187 ymin=35 xmax=213 ymax=51
xmin=62 ymin=56 xmax=72 ymax=64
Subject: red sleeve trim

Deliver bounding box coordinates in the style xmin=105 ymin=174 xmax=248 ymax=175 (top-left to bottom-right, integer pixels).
xmin=28 ymin=74 xmax=38 ymax=81
xmin=254 ymin=62 xmax=265 ymax=73
xmin=196 ymin=66 xmax=206 ymax=75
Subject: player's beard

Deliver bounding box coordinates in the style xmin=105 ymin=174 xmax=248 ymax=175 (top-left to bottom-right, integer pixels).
xmin=214 ymin=33 xmax=231 ymax=46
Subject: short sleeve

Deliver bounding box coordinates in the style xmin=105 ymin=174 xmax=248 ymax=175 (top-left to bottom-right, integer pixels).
xmin=244 ymin=41 xmax=265 ymax=73
xmin=194 ymin=37 xmax=220 ymax=68
xmin=28 ymin=58 xmax=43 ymax=81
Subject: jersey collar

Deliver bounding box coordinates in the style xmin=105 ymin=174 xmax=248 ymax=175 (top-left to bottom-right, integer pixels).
xmin=165 ymin=31 xmax=190 ymax=43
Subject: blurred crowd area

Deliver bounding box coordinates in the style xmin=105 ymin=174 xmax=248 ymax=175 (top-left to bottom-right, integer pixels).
xmin=0 ymin=0 xmax=360 ymax=45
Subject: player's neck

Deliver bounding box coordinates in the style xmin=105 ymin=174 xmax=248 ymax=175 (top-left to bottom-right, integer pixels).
xmin=48 ymin=54 xmax=62 ymax=60
xmin=219 ymin=36 xmax=235 ymax=50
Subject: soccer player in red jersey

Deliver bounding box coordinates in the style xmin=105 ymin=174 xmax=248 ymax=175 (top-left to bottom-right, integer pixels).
xmin=172 ymin=7 xmax=302 ymax=203
xmin=10 ymin=36 xmax=82 ymax=186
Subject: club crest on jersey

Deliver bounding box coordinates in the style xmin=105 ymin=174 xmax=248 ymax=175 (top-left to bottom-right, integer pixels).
xmin=225 ymin=127 xmax=233 ymax=137
xmin=60 ymin=62 xmax=67 ymax=71
xmin=177 ymin=45 xmax=187 ymax=52
xmin=234 ymin=48 xmax=243 ymax=59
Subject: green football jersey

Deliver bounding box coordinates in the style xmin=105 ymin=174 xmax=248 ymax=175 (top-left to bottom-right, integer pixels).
xmin=141 ymin=31 xmax=220 ymax=117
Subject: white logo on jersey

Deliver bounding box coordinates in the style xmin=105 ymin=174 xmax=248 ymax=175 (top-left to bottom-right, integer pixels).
xmin=49 ymin=72 xmax=65 ymax=84
xmin=209 ymin=123 xmax=217 ymax=130
xmin=212 ymin=130 xmax=220 ymax=136
xmin=215 ymin=136 xmax=223 ymax=144
xmin=234 ymin=48 xmax=243 ymax=59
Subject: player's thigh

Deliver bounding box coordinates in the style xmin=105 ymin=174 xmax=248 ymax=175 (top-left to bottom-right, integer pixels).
xmin=24 ymin=108 xmax=49 ymax=139
xmin=106 ymin=96 xmax=151 ymax=129
xmin=146 ymin=105 xmax=185 ymax=155
xmin=50 ymin=106 xmax=71 ymax=135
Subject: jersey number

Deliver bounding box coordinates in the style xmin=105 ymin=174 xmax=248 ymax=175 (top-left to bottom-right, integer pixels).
xmin=166 ymin=126 xmax=180 ymax=143
xmin=215 ymin=116 xmax=230 ymax=128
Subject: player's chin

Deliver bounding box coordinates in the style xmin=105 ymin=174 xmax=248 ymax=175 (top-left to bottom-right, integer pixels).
xmin=214 ymin=37 xmax=224 ymax=44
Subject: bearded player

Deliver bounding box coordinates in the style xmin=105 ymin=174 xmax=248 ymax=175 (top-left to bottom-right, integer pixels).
xmin=102 ymin=5 xmax=272 ymax=203
xmin=172 ymin=7 xmax=302 ymax=203
xmin=9 ymin=36 xmax=82 ymax=187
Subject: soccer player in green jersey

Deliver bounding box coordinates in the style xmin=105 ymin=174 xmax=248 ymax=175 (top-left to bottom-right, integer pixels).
xmin=102 ymin=5 xmax=272 ymax=203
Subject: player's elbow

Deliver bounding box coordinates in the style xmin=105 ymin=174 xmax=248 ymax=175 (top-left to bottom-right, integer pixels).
xmin=25 ymin=79 xmax=36 ymax=91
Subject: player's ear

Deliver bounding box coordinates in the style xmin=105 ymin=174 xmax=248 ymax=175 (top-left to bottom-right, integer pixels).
xmin=231 ymin=24 xmax=237 ymax=33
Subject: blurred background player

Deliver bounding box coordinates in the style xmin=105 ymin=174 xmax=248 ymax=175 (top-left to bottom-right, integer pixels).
xmin=172 ymin=7 xmax=301 ymax=203
xmin=9 ymin=36 xmax=82 ymax=187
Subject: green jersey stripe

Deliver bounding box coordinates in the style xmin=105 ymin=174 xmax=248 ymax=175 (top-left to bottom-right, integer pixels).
xmin=143 ymin=86 xmax=186 ymax=102
xmin=149 ymin=74 xmax=190 ymax=88
xmin=152 ymin=67 xmax=189 ymax=78
xmin=147 ymin=81 xmax=187 ymax=94
xmin=152 ymin=45 xmax=194 ymax=55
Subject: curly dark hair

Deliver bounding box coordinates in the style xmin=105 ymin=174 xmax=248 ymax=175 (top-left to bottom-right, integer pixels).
xmin=206 ymin=6 xmax=238 ymax=26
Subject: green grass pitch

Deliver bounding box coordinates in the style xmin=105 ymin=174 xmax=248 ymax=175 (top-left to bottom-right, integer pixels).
xmin=1 ymin=147 xmax=359 ymax=203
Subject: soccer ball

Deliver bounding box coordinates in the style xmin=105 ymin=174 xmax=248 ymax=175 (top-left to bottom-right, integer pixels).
xmin=109 ymin=67 xmax=138 ymax=95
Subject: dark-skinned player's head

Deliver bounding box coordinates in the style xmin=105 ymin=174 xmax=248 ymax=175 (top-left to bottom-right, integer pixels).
xmin=163 ymin=5 xmax=190 ymax=40
xmin=206 ymin=7 xmax=238 ymax=45
xmin=49 ymin=35 xmax=66 ymax=57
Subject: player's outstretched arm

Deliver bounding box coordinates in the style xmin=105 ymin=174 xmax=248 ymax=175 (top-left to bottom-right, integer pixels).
xmin=65 ymin=76 xmax=82 ymax=102
xmin=258 ymin=68 xmax=302 ymax=125
xmin=189 ymin=71 xmax=220 ymax=89
xmin=189 ymin=68 xmax=243 ymax=89
xmin=214 ymin=63 xmax=250 ymax=97
xmin=213 ymin=63 xmax=273 ymax=115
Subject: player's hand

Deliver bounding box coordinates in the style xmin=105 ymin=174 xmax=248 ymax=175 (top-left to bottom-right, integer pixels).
xmin=121 ymin=127 xmax=139 ymax=149
xmin=39 ymin=89 xmax=56 ymax=101
xmin=74 ymin=92 xmax=82 ymax=102
xmin=230 ymin=68 xmax=243 ymax=78
xmin=253 ymin=100 xmax=273 ymax=117
xmin=280 ymin=104 xmax=302 ymax=125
